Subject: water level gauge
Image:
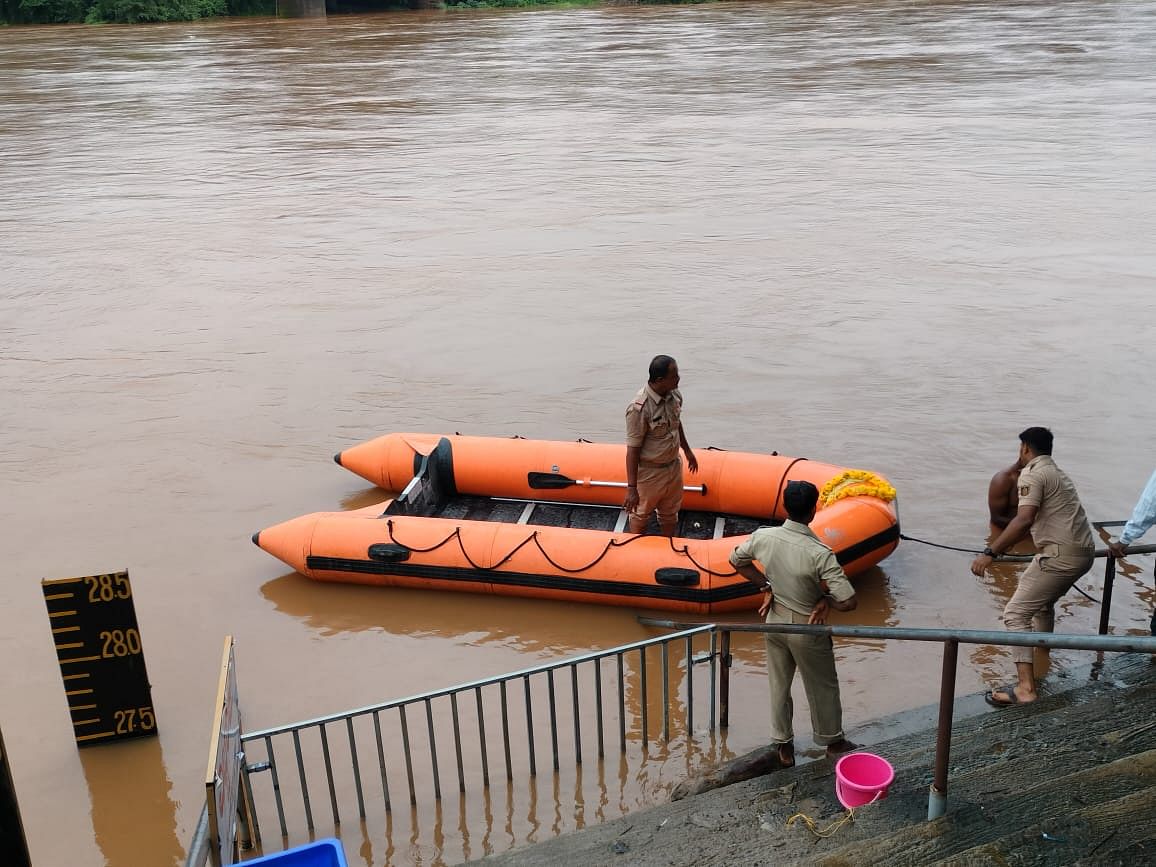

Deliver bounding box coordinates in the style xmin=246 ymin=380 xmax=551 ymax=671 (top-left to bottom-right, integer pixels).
xmin=42 ymin=571 xmax=157 ymax=747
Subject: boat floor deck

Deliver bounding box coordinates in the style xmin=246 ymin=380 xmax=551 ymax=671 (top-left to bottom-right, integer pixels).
xmin=398 ymin=494 xmax=769 ymax=540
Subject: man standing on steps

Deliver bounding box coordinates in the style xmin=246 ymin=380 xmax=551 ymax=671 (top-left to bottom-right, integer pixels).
xmin=729 ymin=480 xmax=859 ymax=768
xmin=1108 ymin=468 xmax=1156 ymax=636
xmin=624 ymin=355 xmax=698 ymax=536
xmin=971 ymin=427 xmax=1095 ymax=707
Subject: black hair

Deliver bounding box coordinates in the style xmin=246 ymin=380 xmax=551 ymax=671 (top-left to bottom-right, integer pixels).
xmin=783 ymin=480 xmax=819 ymax=521
xmin=648 ymin=355 xmax=676 ymax=383
xmin=1019 ymin=426 xmax=1054 ymax=456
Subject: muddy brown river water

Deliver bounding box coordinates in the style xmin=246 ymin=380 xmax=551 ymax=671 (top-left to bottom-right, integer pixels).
xmin=2 ymin=1 xmax=1154 ymax=863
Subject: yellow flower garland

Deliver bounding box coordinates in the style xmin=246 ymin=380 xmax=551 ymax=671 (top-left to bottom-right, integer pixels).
xmin=818 ymin=469 xmax=897 ymax=508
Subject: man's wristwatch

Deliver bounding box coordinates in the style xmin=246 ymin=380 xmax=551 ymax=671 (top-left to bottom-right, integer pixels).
xmin=982 ymin=546 xmax=999 ymax=559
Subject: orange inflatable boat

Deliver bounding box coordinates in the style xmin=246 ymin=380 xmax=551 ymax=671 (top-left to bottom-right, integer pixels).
xmin=253 ymin=433 xmax=900 ymax=615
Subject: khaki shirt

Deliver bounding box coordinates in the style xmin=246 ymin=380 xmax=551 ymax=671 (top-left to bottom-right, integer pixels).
xmin=1018 ymin=455 xmax=1095 ymax=553
xmin=625 ymin=385 xmax=682 ymax=465
xmin=729 ymin=520 xmax=855 ymax=617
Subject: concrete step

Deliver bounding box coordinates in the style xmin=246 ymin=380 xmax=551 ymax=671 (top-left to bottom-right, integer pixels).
xmin=936 ymin=786 xmax=1156 ymax=866
xmin=807 ymin=751 xmax=1156 ymax=866
xmin=466 ymin=653 xmax=1156 ymax=867
xmin=856 ymin=679 xmax=1156 ymax=793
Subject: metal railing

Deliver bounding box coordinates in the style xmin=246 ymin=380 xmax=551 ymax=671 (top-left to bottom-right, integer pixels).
xmin=187 ymin=543 xmax=1155 ymax=864
xmin=996 ymin=542 xmax=1155 ymax=635
xmin=650 ymin=541 xmax=1156 ymax=819
xmin=227 ymin=624 xmax=722 ymax=862
xmin=643 ymin=619 xmax=1156 ymax=820
xmin=1095 ymin=539 xmax=1155 ymax=634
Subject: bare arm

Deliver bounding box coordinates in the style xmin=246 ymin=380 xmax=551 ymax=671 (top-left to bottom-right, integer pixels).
xmin=624 ymin=445 xmax=641 ymax=513
xmin=807 ymin=587 xmax=855 ymax=625
xmin=735 ymin=561 xmax=776 ymax=616
xmin=678 ymin=423 xmax=698 ymax=473
xmin=971 ymin=503 xmax=1037 ymax=575
xmin=990 ymin=503 xmax=1037 ymax=553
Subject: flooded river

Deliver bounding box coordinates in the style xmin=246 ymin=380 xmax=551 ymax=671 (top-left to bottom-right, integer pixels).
xmin=2 ymin=1 xmax=1154 ymax=864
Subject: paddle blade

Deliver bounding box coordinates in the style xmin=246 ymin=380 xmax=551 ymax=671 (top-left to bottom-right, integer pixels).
xmin=527 ymin=472 xmax=577 ymax=490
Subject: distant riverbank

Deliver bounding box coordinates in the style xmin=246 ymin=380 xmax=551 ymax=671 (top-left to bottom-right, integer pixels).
xmin=1 ymin=0 xmax=700 ymax=27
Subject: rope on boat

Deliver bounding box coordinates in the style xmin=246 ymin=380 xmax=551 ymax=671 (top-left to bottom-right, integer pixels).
xmin=380 ymin=525 xmax=1100 ymax=601
xmin=666 ymin=537 xmax=739 ymax=578
xmin=899 ymin=533 xmax=1101 ymax=604
xmin=385 ymin=520 xmax=740 ymax=577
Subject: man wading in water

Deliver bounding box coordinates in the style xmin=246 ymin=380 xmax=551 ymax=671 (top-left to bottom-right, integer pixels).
xmin=988 ymin=461 xmax=1021 ymax=529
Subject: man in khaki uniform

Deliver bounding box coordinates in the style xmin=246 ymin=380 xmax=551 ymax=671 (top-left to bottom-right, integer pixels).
xmin=624 ymin=355 xmax=698 ymax=536
xmin=730 ymin=480 xmax=859 ymax=767
xmin=971 ymin=427 xmax=1095 ymax=706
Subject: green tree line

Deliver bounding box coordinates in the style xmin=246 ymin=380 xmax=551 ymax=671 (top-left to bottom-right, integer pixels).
xmin=1 ymin=0 xmax=695 ymax=26
xmin=1 ymin=0 xmax=270 ymax=23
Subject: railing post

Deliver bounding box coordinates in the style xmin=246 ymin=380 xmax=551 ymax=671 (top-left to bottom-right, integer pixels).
xmin=236 ymin=789 xmax=253 ymax=852
xmin=183 ymin=804 xmax=210 ymax=867
xmin=1098 ymin=555 xmax=1116 ymax=635
xmin=719 ymin=630 xmax=732 ymax=729
xmin=239 ymin=759 xmax=261 ymax=847
xmin=928 ymin=639 xmax=958 ymax=820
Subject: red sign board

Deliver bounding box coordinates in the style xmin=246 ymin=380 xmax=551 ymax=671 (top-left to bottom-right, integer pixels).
xmin=204 ymin=637 xmax=242 ymax=867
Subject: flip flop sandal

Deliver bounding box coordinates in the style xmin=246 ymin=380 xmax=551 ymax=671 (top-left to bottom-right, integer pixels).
xmin=984 ymin=686 xmax=1021 ymax=707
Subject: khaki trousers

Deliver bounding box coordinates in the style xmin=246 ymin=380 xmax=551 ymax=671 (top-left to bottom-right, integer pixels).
xmin=1003 ymin=553 xmax=1094 ymax=664
xmin=764 ymin=601 xmax=845 ymax=746
xmin=627 ymin=460 xmax=683 ymax=532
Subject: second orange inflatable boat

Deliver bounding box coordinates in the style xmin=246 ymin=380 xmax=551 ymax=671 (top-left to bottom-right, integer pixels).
xmin=253 ymin=433 xmax=900 ymax=615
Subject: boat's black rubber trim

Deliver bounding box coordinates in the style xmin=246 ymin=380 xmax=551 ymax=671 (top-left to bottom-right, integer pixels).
xmin=305 ymin=523 xmax=900 ymax=603
xmin=305 ymin=556 xmax=758 ymax=603
xmin=835 ymin=523 xmax=901 ymax=567
xmin=655 ymin=567 xmax=700 ymax=587
xmin=368 ymin=543 xmax=411 ymax=563
xmin=430 ymin=437 xmax=457 ymax=497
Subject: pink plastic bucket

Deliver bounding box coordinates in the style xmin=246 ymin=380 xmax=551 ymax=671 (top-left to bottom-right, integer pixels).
xmin=834 ymin=752 xmax=894 ymax=809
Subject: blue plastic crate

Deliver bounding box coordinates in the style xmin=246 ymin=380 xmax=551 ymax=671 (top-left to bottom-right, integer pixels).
xmin=241 ymin=837 xmax=348 ymax=867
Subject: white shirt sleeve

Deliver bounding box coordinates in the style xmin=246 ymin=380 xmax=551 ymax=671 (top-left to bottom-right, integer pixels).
xmin=1120 ymin=470 xmax=1156 ymax=545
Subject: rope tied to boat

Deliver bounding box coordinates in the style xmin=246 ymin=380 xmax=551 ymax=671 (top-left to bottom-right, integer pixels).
xmin=899 ymin=533 xmax=1101 ymax=604
xmin=384 ymin=520 xmax=741 ymax=577
xmin=667 ymin=537 xmax=739 ymax=577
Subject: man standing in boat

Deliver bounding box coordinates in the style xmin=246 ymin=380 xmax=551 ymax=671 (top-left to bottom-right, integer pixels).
xmin=729 ymin=480 xmax=859 ymax=767
xmin=624 ymin=355 xmax=698 ymax=536
xmin=971 ymin=427 xmax=1096 ymax=706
